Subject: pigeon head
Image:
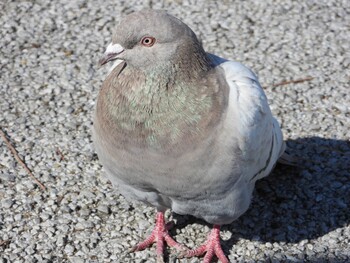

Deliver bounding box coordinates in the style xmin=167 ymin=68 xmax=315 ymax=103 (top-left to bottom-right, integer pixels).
xmin=99 ymin=10 xmax=209 ymax=73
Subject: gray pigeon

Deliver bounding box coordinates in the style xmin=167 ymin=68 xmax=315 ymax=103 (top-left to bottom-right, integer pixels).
xmin=93 ymin=9 xmax=285 ymax=263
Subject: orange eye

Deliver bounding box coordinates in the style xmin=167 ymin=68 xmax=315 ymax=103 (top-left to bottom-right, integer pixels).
xmin=141 ymin=36 xmax=156 ymax=47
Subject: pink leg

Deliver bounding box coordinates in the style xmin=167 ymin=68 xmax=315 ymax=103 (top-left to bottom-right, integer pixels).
xmin=181 ymin=225 xmax=229 ymax=263
xmin=130 ymin=211 xmax=187 ymax=262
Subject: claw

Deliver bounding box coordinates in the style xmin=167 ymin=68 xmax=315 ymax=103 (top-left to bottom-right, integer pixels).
xmin=130 ymin=211 xmax=187 ymax=261
xmin=179 ymin=225 xmax=229 ymax=263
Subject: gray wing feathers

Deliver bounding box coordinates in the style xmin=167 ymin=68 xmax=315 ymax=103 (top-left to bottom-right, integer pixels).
xmin=220 ymin=60 xmax=285 ymax=183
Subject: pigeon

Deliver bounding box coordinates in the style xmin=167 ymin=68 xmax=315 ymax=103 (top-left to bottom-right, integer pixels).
xmin=93 ymin=9 xmax=285 ymax=263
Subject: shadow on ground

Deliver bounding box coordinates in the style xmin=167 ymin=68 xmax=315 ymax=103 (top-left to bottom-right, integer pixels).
xmin=233 ymin=137 xmax=349 ymax=242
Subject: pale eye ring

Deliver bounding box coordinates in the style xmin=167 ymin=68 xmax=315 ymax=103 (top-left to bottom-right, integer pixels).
xmin=141 ymin=36 xmax=156 ymax=47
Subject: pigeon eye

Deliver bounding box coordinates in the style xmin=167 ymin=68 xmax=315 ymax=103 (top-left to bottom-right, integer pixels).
xmin=141 ymin=36 xmax=156 ymax=47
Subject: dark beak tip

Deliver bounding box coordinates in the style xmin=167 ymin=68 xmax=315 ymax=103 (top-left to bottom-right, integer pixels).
xmin=98 ymin=58 xmax=108 ymax=67
xmin=98 ymin=52 xmax=118 ymax=67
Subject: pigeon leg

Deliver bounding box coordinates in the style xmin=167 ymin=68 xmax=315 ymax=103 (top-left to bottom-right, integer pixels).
xmin=130 ymin=211 xmax=187 ymax=262
xmin=180 ymin=225 xmax=229 ymax=263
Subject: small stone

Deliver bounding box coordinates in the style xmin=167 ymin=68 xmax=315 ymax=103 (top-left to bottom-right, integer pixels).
xmin=97 ymin=204 xmax=110 ymax=214
xmin=69 ymin=257 xmax=84 ymax=263
xmin=67 ymin=107 xmax=75 ymax=114
xmin=2 ymin=199 xmax=14 ymax=209
xmin=315 ymin=194 xmax=323 ymax=202
xmin=331 ymin=181 xmax=343 ymax=189
xmin=14 ymin=214 xmax=22 ymax=221
xmin=56 ymin=234 xmax=66 ymax=247
xmin=40 ymin=212 xmax=50 ymax=221
xmin=64 ymin=244 xmax=75 ymax=255
xmin=0 ymin=173 xmax=16 ymax=181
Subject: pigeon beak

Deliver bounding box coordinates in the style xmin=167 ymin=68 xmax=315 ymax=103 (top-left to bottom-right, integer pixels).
xmin=99 ymin=43 xmax=124 ymax=66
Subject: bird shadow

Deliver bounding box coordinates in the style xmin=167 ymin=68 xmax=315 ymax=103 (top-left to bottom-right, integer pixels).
xmin=231 ymin=137 xmax=349 ymax=242
xmin=172 ymin=136 xmax=350 ymax=262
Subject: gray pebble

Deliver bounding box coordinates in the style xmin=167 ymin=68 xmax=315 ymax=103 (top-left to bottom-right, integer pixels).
xmin=64 ymin=244 xmax=75 ymax=255
xmin=2 ymin=199 xmax=14 ymax=209
xmin=97 ymin=204 xmax=110 ymax=214
xmin=0 ymin=173 xmax=16 ymax=182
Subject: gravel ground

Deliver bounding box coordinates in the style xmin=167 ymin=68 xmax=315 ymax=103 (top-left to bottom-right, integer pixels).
xmin=1 ymin=0 xmax=349 ymax=262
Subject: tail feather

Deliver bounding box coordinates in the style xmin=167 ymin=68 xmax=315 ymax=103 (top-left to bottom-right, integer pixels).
xmin=278 ymin=151 xmax=301 ymax=167
xmin=278 ymin=145 xmax=315 ymax=168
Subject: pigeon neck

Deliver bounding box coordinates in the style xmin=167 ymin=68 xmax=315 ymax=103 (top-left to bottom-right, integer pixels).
xmin=141 ymin=50 xmax=212 ymax=86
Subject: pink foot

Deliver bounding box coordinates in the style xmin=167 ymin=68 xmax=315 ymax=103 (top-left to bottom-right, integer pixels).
xmin=181 ymin=225 xmax=229 ymax=263
xmin=130 ymin=212 xmax=187 ymax=262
